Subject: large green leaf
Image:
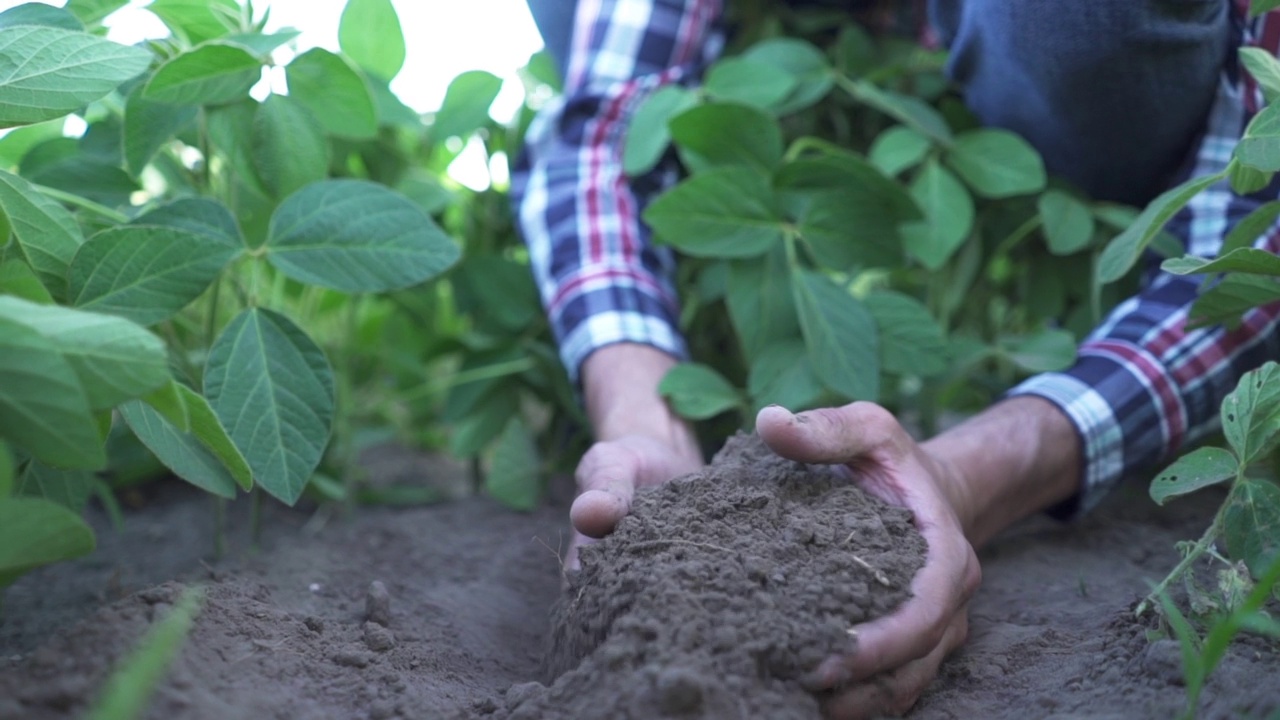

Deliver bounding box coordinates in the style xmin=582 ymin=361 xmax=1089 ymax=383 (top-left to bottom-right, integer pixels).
xmin=1189 ymin=274 xmax=1280 ymax=329
xmin=286 ymin=48 xmax=377 ymax=139
xmin=68 ymin=225 xmax=240 ymax=326
xmin=65 ymin=0 xmax=129 ymax=26
xmin=146 ymin=0 xmax=239 ymax=45
xmin=0 ymin=4 xmax=83 ymax=31
xmin=252 ymin=94 xmax=328 ymax=198
xmin=176 ymin=383 xmax=252 ymax=491
xmin=1038 ymin=190 xmax=1096 ymax=255
xmin=338 ymin=0 xmax=405 ymax=81
xmin=132 ymin=197 xmax=242 ymax=247
xmin=869 ymin=126 xmax=930 ymax=176
xmin=999 ymin=329 xmax=1076 ymax=373
xmin=726 ymin=248 xmax=799 ymax=361
xmin=0 ymin=317 xmax=103 ymax=469
xmin=1163 ymin=247 xmax=1280 ymax=277
xmin=123 ymin=83 xmax=197 ymax=176
xmin=658 ymin=363 xmax=742 ymax=420
xmin=430 ymin=70 xmax=502 ymax=141
xmin=0 ymin=169 xmax=84 ymax=300
xmin=747 ymin=340 xmax=824 ymax=411
xmin=0 ymin=442 xmax=12 ymax=497
xmin=843 ymin=79 xmax=951 ymax=143
xmin=945 ymin=129 xmax=1046 ymax=198
xmin=21 ymin=155 xmax=138 ymax=208
xmin=0 ymin=296 xmax=168 ymax=410
xmin=669 ymin=102 xmax=783 ymax=173
xmin=119 ymin=399 xmax=237 ymax=498
xmin=1237 ymin=101 xmax=1280 ymax=172
xmin=450 ymin=383 xmax=518 ymax=458
xmin=703 ymin=57 xmax=797 ymax=109
xmin=623 ymin=84 xmax=698 ymax=177
xmin=0 ymin=25 xmax=150 ymax=128
xmin=16 ymin=460 xmax=94 ymax=511
xmin=204 ymin=309 xmax=334 ymax=505
xmin=1149 ymin=446 xmax=1239 ymax=506
xmin=1241 ymin=47 xmax=1280 ymax=104
xmin=643 ymin=168 xmax=784 ymax=258
xmin=1224 ymin=200 xmax=1280 ymax=254
xmin=143 ymin=42 xmax=262 ymax=106
xmin=0 ymin=257 xmax=54 ymax=304
xmin=1221 ymin=361 xmax=1280 ymax=465
xmin=0 ymin=497 xmax=95 ymax=587
xmin=1096 ymin=171 xmax=1225 ymax=284
xmin=741 ymin=38 xmax=832 ymax=114
xmin=265 ymin=180 xmax=460 ymax=292
xmin=864 ymin=291 xmax=948 ymax=377
xmin=792 ymin=269 xmax=879 ymax=401
xmin=900 ymin=159 xmax=973 ymax=270
xmin=483 ymin=417 xmax=540 ymax=511
xmin=1224 ymin=477 xmax=1280 ymax=578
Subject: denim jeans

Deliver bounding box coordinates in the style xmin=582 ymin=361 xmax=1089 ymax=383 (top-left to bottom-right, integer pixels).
xmin=526 ymin=0 xmax=1233 ymax=204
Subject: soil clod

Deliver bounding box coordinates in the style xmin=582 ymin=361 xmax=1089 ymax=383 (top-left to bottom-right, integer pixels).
xmin=365 ymin=580 xmax=392 ymax=627
xmin=363 ymin=622 xmax=396 ymax=652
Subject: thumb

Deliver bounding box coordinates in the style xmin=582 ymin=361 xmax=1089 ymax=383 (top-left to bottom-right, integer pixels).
xmin=756 ymin=402 xmax=909 ymax=466
xmin=570 ymin=442 xmax=642 ymax=539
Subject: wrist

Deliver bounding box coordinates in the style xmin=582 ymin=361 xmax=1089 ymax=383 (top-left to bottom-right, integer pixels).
xmin=581 ymin=343 xmax=701 ymax=460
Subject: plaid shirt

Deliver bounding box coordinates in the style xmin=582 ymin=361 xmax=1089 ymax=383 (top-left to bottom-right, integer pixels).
xmin=510 ymin=0 xmax=1280 ymax=516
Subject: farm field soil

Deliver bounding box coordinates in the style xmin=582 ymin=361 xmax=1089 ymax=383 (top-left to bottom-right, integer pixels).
xmin=1 ymin=440 xmax=1278 ymax=720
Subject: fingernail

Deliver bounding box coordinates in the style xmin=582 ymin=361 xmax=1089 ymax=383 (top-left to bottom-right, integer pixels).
xmin=799 ymin=657 xmax=852 ymax=691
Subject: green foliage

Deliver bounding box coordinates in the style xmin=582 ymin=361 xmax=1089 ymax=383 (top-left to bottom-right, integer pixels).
xmin=338 ymin=0 xmax=405 ymax=81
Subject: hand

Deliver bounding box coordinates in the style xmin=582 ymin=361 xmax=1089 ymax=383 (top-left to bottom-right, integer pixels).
xmin=757 ymin=403 xmax=982 ymax=719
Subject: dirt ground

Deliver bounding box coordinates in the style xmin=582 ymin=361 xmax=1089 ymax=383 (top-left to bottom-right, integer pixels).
xmin=1 ymin=440 xmax=1278 ymax=720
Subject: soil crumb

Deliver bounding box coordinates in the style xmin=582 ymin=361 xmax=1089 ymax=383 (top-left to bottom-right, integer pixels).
xmin=496 ymin=433 xmax=928 ymax=720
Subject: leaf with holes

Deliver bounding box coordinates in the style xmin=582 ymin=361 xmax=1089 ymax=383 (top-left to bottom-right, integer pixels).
xmin=1224 ymin=477 xmax=1280 ymax=578
xmin=1149 ymin=447 xmax=1239 ymax=506
xmin=1221 ymin=361 xmax=1280 ymax=465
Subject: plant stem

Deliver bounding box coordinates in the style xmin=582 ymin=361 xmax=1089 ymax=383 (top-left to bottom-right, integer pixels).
xmin=32 ymin=184 xmax=129 ymax=224
xmin=1138 ymin=506 xmax=1227 ymax=616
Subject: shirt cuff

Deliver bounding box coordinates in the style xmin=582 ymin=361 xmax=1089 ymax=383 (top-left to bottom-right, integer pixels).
xmin=558 ymin=310 xmax=688 ymax=383
xmin=1007 ymin=368 xmax=1126 ymax=520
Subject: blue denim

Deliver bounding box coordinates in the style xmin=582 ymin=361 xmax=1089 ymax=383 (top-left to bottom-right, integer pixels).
xmin=524 ymin=0 xmax=1233 ymax=204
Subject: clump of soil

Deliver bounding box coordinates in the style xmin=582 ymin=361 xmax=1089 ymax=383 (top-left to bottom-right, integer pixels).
xmin=495 ymin=433 xmax=927 ymax=720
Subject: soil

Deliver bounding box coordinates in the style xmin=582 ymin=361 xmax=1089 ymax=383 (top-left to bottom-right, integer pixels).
xmin=1 ymin=438 xmax=1278 ymax=720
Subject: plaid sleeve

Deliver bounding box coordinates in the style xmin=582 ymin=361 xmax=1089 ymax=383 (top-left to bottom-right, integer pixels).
xmin=511 ymin=0 xmax=724 ymax=382
xmin=1010 ymin=9 xmax=1280 ymax=517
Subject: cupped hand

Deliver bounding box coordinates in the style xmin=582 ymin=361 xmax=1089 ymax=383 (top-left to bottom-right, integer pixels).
xmin=757 ymin=403 xmax=982 ymax=719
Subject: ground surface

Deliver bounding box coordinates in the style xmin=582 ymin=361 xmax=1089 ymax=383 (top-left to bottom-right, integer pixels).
xmin=0 ymin=441 xmax=1278 ymax=719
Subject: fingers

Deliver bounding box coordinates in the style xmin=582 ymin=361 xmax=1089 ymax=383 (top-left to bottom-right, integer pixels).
xmin=823 ymin=612 xmax=969 ymax=719
xmin=757 ymin=403 xmax=909 ymax=466
xmin=570 ymin=443 xmax=642 ymax=538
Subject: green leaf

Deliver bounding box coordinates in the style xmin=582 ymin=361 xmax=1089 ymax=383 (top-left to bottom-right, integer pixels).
xmin=0 ymin=258 xmax=54 ymax=304
xmin=132 ymin=197 xmax=242 ymax=247
xmin=0 ymin=25 xmax=150 ymax=128
xmin=144 ymin=42 xmax=261 ymax=106
xmin=0 ymin=317 xmax=103 ymax=469
xmin=747 ymin=339 xmax=824 ymax=411
xmin=1237 ymin=102 xmax=1280 ymax=172
xmin=658 ymin=363 xmax=742 ymax=420
xmin=869 ymin=126 xmax=930 ymax=176
xmin=177 ymin=384 xmax=251 ymax=491
xmin=792 ymin=269 xmax=879 ymax=400
xmin=141 ymin=379 xmax=189 ymax=432
xmin=1038 ymin=190 xmax=1096 ymax=255
xmin=0 ymin=442 xmax=11 ymax=497
xmin=451 ymin=256 xmax=539 ymax=333
xmin=1225 ymin=201 xmax=1280 ymax=254
xmin=22 ymin=156 xmax=138 ymax=208
xmin=1229 ymin=156 xmax=1273 ymax=195
xmin=86 ymin=587 xmax=202 ymax=720
xmin=338 ymin=0 xmax=405 ymax=81
xmin=703 ymin=57 xmax=797 ymax=109
xmin=0 ymin=4 xmax=83 ymax=31
xmin=483 ymin=417 xmax=540 ymax=511
xmin=1221 ymin=361 xmax=1280 ymax=464
xmin=265 ymin=179 xmax=460 ymax=292
xmin=1149 ymin=446 xmax=1239 ymax=506
xmin=204 ymin=309 xmax=334 ymax=505
xmin=741 ymin=38 xmax=833 ymax=114
xmin=0 ymin=296 xmax=169 ymax=410
xmin=68 ymin=226 xmax=240 ymax=326
xmin=252 ymin=94 xmax=328 ymax=198
xmin=146 ymin=0 xmax=238 ymax=45
xmin=65 ymin=0 xmax=130 ymax=26
xmin=205 ymin=99 xmax=270 ymax=198
xmin=16 ymin=460 xmax=94 ymax=511
xmin=622 ymin=85 xmax=697 ymax=176
xmin=450 ymin=386 xmax=517 ymax=458
xmin=843 ymin=79 xmax=951 ymax=143
xmin=900 ymin=159 xmax=973 ymax=270
xmin=367 ymin=73 xmax=419 ymax=127
xmin=644 ymin=168 xmax=784 ymax=258
xmin=669 ymin=102 xmax=783 ymax=173
xmin=123 ymin=83 xmax=197 ymax=176
xmin=0 ymin=497 xmax=94 ymax=587
xmin=1000 ymin=328 xmax=1077 ymax=373
xmin=946 ymin=129 xmax=1046 ymax=199
xmin=1096 ymin=171 xmax=1226 ymax=284
xmin=223 ymin=30 xmax=301 ymax=58
xmin=1252 ymin=0 xmax=1280 ymax=17
xmin=1224 ymin=477 xmax=1280 ymax=578
xmin=864 ymin=290 xmax=947 ymax=377
xmin=726 ymin=248 xmax=799 ymax=361
xmin=0 ymin=119 xmax=62 ymax=169
xmin=1163 ymin=247 xmax=1280 ymax=277
xmin=119 ymin=398 xmax=237 ymax=498
xmin=430 ymin=69 xmax=502 ymax=141
xmin=286 ymin=48 xmax=377 ymax=139
xmin=1189 ymin=274 xmax=1280 ymax=329
xmin=0 ymin=168 xmax=85 ymax=300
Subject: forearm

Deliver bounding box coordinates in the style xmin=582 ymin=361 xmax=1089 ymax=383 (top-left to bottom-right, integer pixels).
xmin=581 ymin=343 xmax=701 ymax=461
xmin=922 ymin=396 xmax=1080 ymax=549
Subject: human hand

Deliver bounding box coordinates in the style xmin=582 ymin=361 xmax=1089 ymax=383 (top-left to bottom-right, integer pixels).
xmin=756 ymin=402 xmax=982 ymax=719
